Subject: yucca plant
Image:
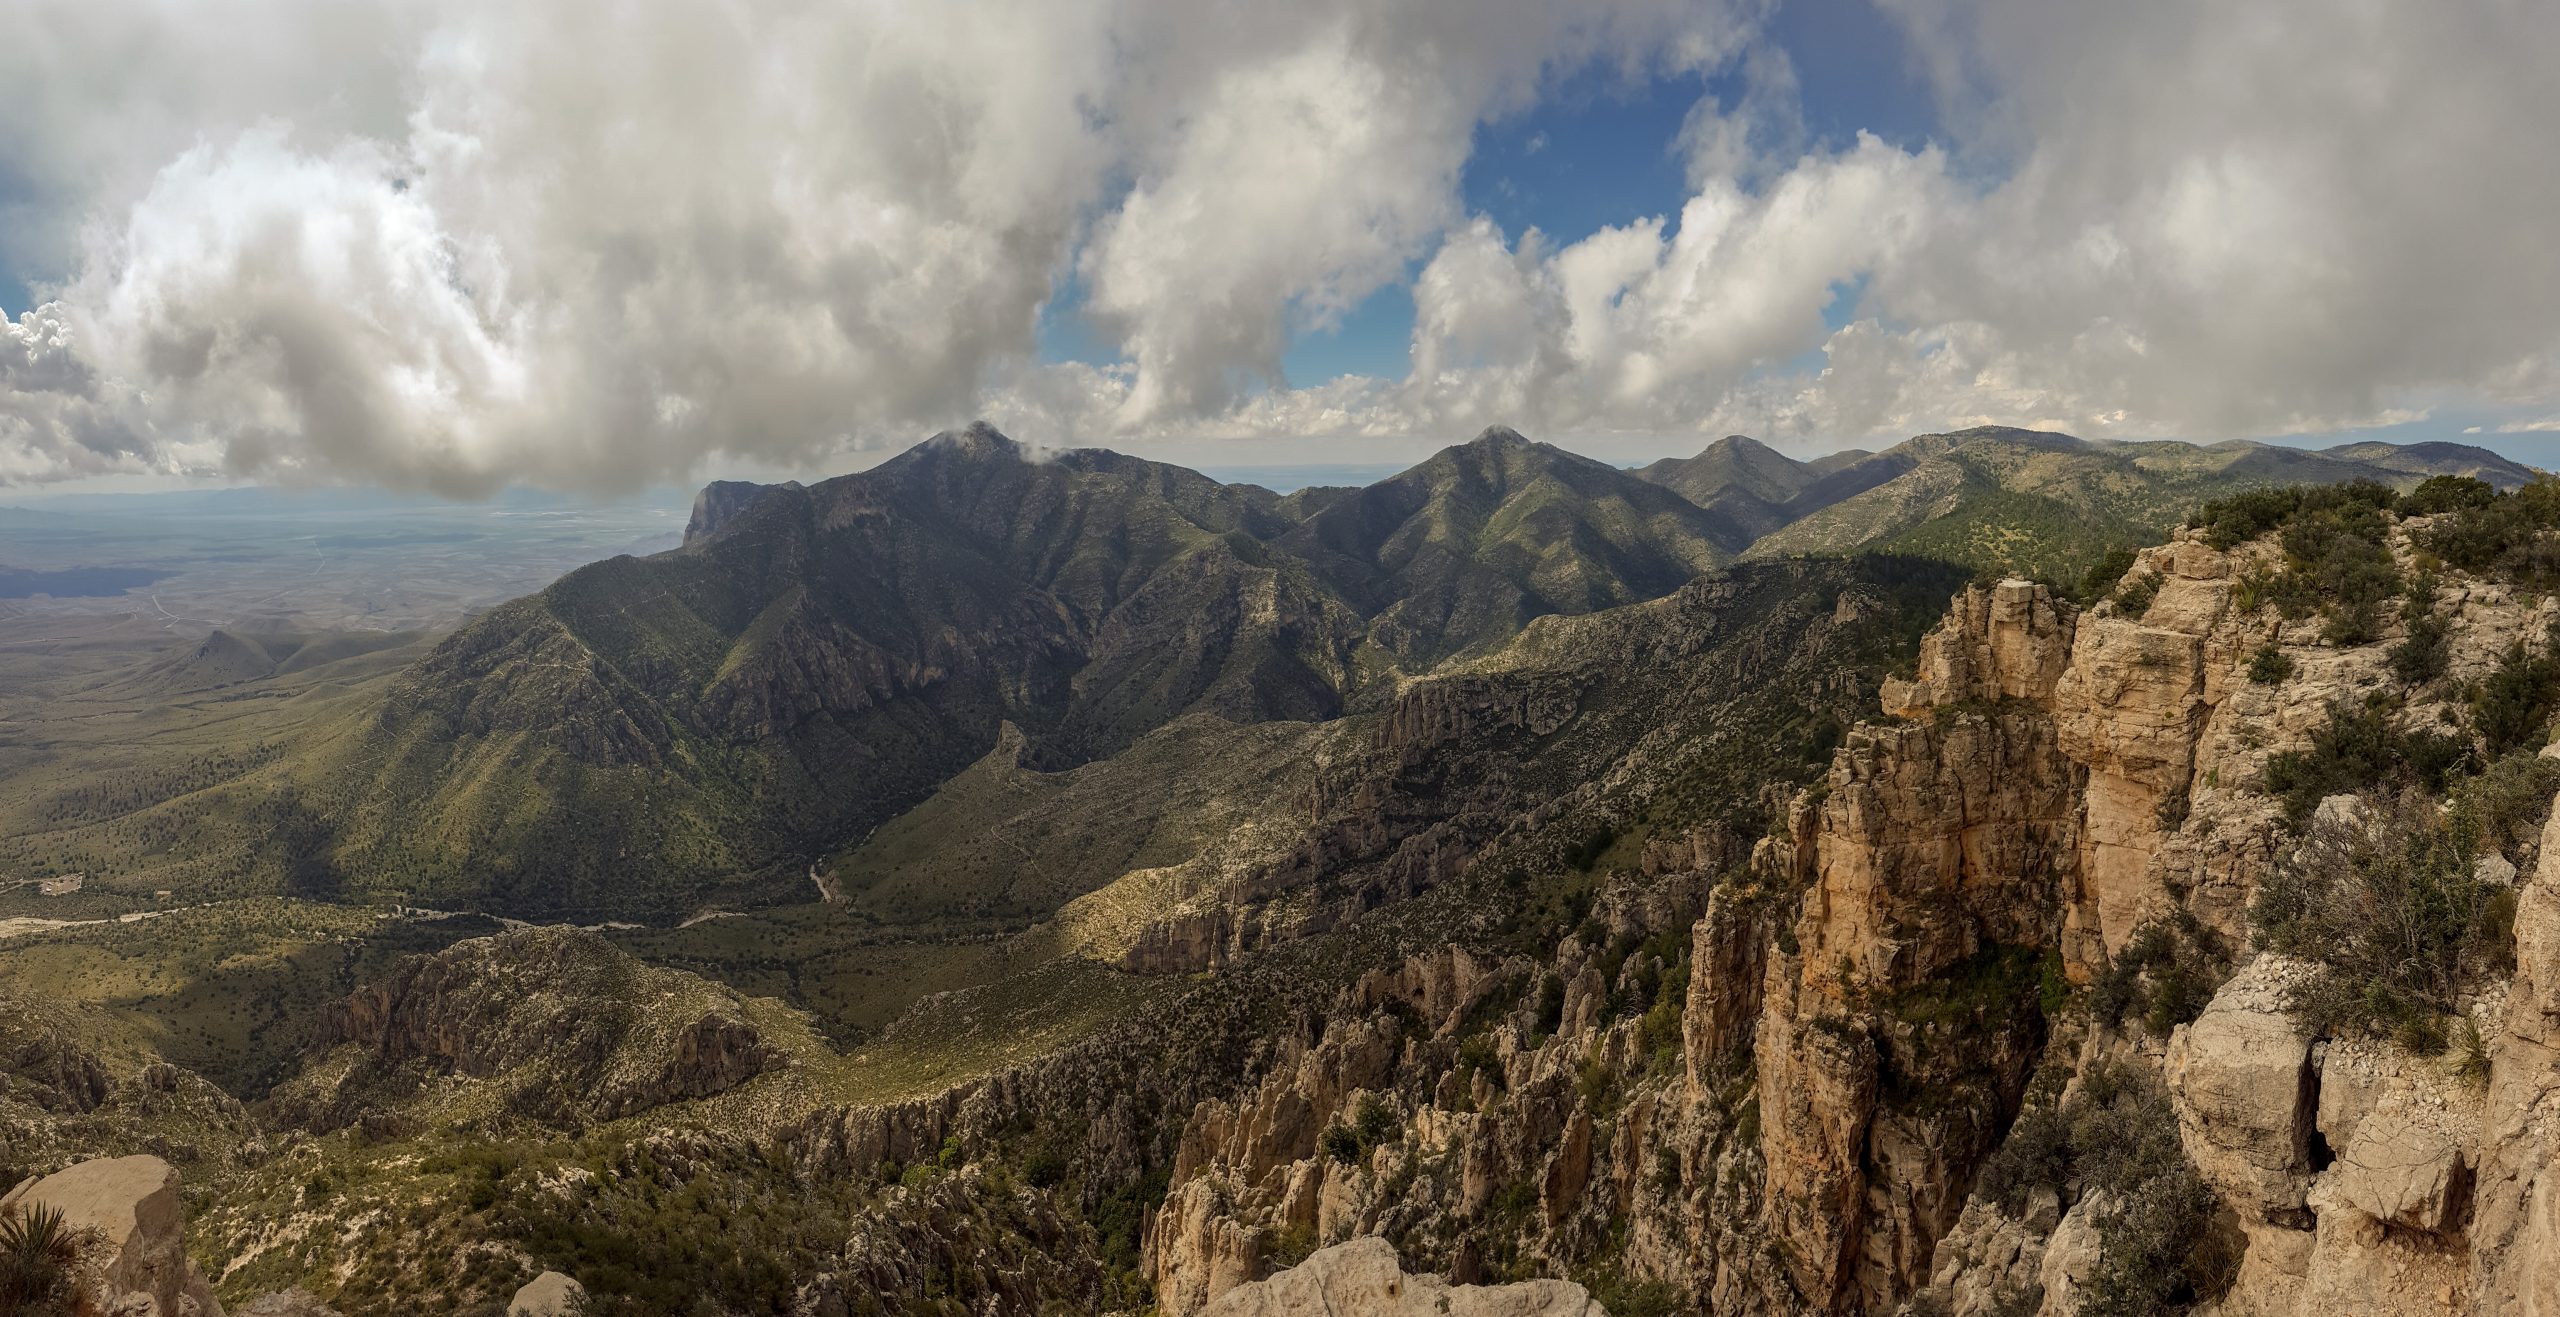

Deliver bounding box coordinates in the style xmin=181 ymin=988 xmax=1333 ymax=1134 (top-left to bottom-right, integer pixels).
xmin=0 ymin=1201 xmax=95 ymax=1317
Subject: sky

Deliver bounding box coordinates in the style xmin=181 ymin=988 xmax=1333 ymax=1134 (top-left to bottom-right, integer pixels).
xmin=3 ymin=0 xmax=2558 ymax=496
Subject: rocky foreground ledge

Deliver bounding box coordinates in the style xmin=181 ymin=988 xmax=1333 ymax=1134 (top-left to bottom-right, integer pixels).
xmin=1 ymin=1154 xmax=585 ymax=1317
xmin=3 ymin=1155 xmax=225 ymax=1316
xmin=1204 ymin=1236 xmax=1607 ymax=1315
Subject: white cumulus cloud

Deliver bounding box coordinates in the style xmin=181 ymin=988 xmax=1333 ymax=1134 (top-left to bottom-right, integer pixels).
xmin=3 ymin=0 xmax=2558 ymax=488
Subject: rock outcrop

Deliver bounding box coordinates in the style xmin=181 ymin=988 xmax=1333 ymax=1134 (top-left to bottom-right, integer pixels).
xmin=2164 ymin=954 xmax=2319 ymax=1223
xmin=507 ymin=1270 xmax=586 ymax=1316
xmin=1201 ymin=1237 xmax=1606 ymax=1315
xmin=1 ymin=1154 xmax=224 ymax=1317
xmin=281 ymin=927 xmax=786 ymax=1129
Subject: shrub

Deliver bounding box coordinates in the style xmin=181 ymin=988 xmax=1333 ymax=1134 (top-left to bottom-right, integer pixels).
xmin=1455 ymin=1033 xmax=1502 ymax=1086
xmin=2262 ymin=697 xmax=2471 ymax=827
xmin=2447 ymin=749 xmax=2560 ymax=856
xmin=2190 ymin=481 xmax=2401 ymax=641
xmin=2470 ymin=638 xmax=2560 ymax=757
xmin=2089 ymin=911 xmax=2229 ymax=1036
xmin=0 ymin=1203 xmax=96 ymax=1316
xmin=2251 ymin=790 xmax=2515 ymax=1051
xmin=1319 ymin=1123 xmax=1361 ymax=1165
xmin=2078 ymin=547 xmax=2140 ymax=604
xmin=2112 ymin=573 xmax=2160 ymax=619
xmin=2399 ymin=474 xmax=2496 ymax=517
xmin=2390 ymin=615 xmax=2450 ymax=686
xmin=2416 ymin=475 xmax=2560 ymax=585
xmin=2191 ymin=486 xmax=2310 ymax=550
xmin=2247 ymin=642 xmax=2294 ymax=685
xmin=1971 ymin=1063 xmax=2235 ymax=1315
xmin=1353 ymin=1093 xmax=1399 ymax=1150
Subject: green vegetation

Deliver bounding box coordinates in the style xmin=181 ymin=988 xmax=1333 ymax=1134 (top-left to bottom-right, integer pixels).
xmin=2246 ymin=642 xmax=2294 ymax=685
xmin=2400 ymin=473 xmax=2500 ymax=517
xmin=1973 ymin=1062 xmax=2239 ymax=1316
xmin=2262 ymin=696 xmax=2471 ymax=827
xmin=2414 ymin=475 xmax=2560 ymax=584
xmin=2471 ymin=636 xmax=2560 ymax=757
xmin=2252 ymin=789 xmax=2522 ymax=1053
xmin=2089 ymin=912 xmax=2228 ymax=1036
xmin=1742 ymin=425 xmax=2519 ymax=587
xmin=2389 ymin=573 xmax=2451 ymax=685
xmin=0 ymin=1201 xmax=93 ymax=1315
xmin=2075 ymin=546 xmax=2140 ymax=604
xmin=2111 ymin=571 xmax=2160 ymax=618
xmin=2207 ymin=481 xmax=2403 ymax=641
xmin=1319 ymin=1094 xmax=1403 ymax=1166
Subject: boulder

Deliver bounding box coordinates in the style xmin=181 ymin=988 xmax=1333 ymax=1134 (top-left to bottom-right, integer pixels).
xmin=508 ymin=1270 xmax=585 ymax=1316
xmin=2165 ymin=956 xmax=2318 ymax=1222
xmin=1201 ymin=1237 xmax=1604 ymax=1316
xmin=0 ymin=1155 xmax=223 ymax=1317
xmin=2325 ymin=1103 xmax=2472 ymax=1233
xmin=2314 ymin=1040 xmax=2478 ymax=1235
xmin=2034 ymin=1189 xmax=2107 ymax=1316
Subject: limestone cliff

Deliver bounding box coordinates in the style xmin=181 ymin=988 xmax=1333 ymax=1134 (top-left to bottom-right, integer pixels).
xmin=1139 ymin=513 xmax=2560 ymax=1316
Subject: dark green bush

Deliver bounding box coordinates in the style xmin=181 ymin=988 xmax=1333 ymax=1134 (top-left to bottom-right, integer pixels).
xmin=2262 ymin=697 xmax=2472 ymax=827
xmin=2190 ymin=481 xmax=2401 ymax=641
xmin=1320 ymin=1122 xmax=1361 ymax=1164
xmin=2078 ymin=546 xmax=2140 ymax=604
xmin=2113 ymin=573 xmax=2161 ymax=619
xmin=2470 ymin=638 xmax=2560 ymax=757
xmin=2399 ymin=474 xmax=2496 ymax=517
xmin=2251 ymin=790 xmax=2516 ymax=1051
xmin=1353 ymin=1093 xmax=1399 ymax=1149
xmin=1971 ymin=1063 xmax=2237 ymax=1316
xmin=2448 ymin=749 xmax=2560 ymax=857
xmin=2089 ymin=911 xmax=2229 ymax=1036
xmin=2416 ymin=476 xmax=2560 ymax=585
xmin=2390 ymin=615 xmax=2450 ymax=686
xmin=2246 ymin=642 xmax=2294 ymax=685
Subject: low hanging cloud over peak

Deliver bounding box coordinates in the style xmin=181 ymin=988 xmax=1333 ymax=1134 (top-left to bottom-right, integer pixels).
xmin=2 ymin=0 xmax=2556 ymax=493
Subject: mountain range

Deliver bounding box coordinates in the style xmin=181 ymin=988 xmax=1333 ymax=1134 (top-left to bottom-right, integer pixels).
xmin=5 ymin=418 xmax=2560 ymax=1316
xmin=200 ymin=422 xmax=2542 ymax=919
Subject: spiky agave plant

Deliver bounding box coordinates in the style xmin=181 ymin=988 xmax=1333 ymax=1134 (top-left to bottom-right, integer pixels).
xmin=0 ymin=1201 xmax=95 ymax=1317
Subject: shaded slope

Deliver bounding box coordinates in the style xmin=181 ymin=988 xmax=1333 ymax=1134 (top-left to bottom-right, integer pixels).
xmin=1282 ymin=426 xmax=1736 ymax=666
xmin=323 ymin=424 xmax=1739 ymax=920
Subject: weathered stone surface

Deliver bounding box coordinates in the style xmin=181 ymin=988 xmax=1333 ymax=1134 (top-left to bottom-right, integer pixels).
xmin=2315 ymin=1040 xmax=2478 ymax=1235
xmin=507 ymin=1270 xmax=585 ymax=1316
xmin=1880 ymin=578 xmax=2076 ymax=715
xmin=0 ymin=1155 xmax=223 ymax=1317
xmin=1200 ymin=1237 xmax=1605 ymax=1316
xmin=2469 ymin=805 xmax=2560 ymax=1316
xmin=2166 ymin=955 xmax=2318 ymax=1223
xmin=2034 ymin=1189 xmax=2106 ymax=1317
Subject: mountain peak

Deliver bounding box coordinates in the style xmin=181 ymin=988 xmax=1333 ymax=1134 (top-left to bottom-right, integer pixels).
xmin=1465 ymin=424 xmax=1536 ymax=451
xmin=1702 ymin=433 xmax=1778 ymax=458
xmin=923 ymin=420 xmax=1026 ymax=459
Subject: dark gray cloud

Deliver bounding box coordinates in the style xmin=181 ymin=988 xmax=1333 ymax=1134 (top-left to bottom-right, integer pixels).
xmin=2 ymin=0 xmax=2555 ymax=488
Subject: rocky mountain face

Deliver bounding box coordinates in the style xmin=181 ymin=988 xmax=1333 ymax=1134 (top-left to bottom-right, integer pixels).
xmin=1120 ymin=497 xmax=2560 ymax=1316
xmin=15 ymin=436 xmax=2560 ymax=1315
xmin=321 ymin=424 xmax=1741 ymax=920
xmin=275 ymin=926 xmax=787 ymax=1130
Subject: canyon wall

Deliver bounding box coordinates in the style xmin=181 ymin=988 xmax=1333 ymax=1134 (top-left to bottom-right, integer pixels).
xmin=1140 ymin=520 xmax=2560 ymax=1314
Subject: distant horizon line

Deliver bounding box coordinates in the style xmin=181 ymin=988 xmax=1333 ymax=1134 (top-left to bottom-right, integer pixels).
xmin=5 ymin=422 xmax=2552 ymax=507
